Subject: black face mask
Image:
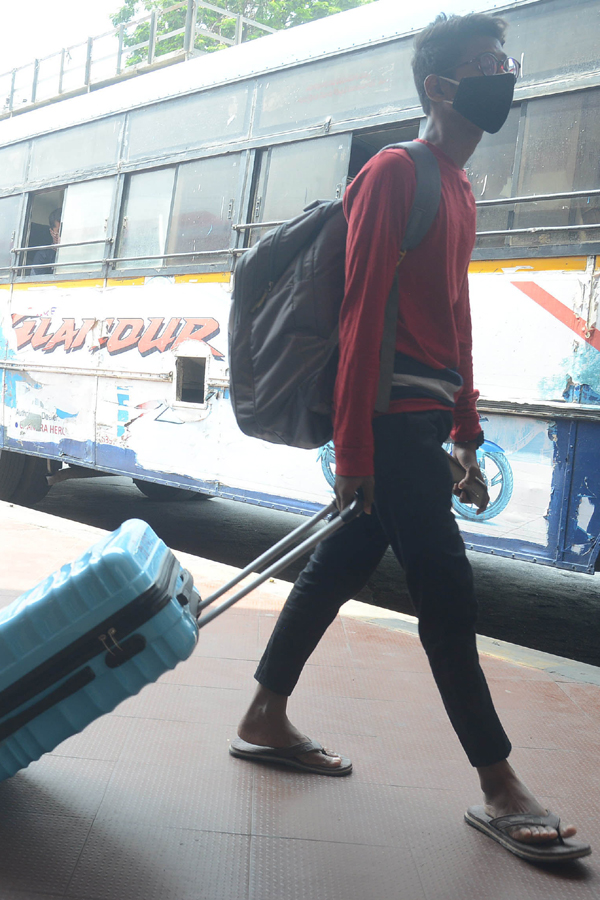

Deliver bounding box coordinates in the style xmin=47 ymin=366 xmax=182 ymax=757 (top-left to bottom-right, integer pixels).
xmin=440 ymin=73 xmax=516 ymax=134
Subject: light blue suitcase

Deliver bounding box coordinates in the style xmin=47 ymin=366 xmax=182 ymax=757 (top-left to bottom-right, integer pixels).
xmin=0 ymin=499 xmax=361 ymax=782
xmin=0 ymin=519 xmax=199 ymax=782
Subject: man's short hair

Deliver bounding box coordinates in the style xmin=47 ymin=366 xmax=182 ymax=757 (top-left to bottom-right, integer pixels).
xmin=49 ymin=208 xmax=61 ymax=228
xmin=412 ymin=13 xmax=507 ymax=115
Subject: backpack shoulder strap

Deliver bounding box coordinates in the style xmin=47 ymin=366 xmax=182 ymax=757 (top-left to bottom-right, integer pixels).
xmin=374 ymin=141 xmax=441 ymax=413
xmin=382 ymin=140 xmax=441 ymax=250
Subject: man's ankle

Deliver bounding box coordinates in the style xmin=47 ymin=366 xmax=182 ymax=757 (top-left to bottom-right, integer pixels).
xmin=477 ymin=759 xmax=516 ymax=794
xmin=246 ymin=684 xmax=289 ymax=718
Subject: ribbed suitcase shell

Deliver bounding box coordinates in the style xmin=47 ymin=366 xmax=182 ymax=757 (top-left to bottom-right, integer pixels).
xmin=0 ymin=519 xmax=198 ymax=782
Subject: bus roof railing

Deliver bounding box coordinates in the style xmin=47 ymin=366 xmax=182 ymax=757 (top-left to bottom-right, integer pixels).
xmin=1 ymin=0 xmax=276 ymax=117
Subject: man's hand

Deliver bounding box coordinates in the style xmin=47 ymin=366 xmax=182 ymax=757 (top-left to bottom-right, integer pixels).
xmin=452 ymin=441 xmax=489 ymax=515
xmin=334 ymin=475 xmax=375 ymax=515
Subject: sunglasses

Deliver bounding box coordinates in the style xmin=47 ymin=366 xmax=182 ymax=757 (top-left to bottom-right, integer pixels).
xmin=444 ymin=52 xmax=521 ymax=78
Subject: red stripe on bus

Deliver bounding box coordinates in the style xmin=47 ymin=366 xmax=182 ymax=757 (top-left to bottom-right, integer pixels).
xmin=512 ymin=281 xmax=600 ymax=351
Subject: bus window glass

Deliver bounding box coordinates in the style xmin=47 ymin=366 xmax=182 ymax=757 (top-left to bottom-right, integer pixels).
xmin=517 ymin=91 xmax=600 ymax=195
xmin=466 ymin=106 xmax=520 ymax=200
xmin=465 ymin=106 xmax=520 ymax=237
xmin=511 ymin=90 xmax=600 ymax=246
xmin=29 ymin=117 xmax=123 ymax=184
xmin=0 ymin=144 xmax=28 ymax=192
xmin=503 ymin=0 xmax=600 ymax=85
xmin=253 ymin=135 xmax=351 ymax=239
xmin=254 ymin=41 xmax=418 ymax=136
xmin=167 ymin=154 xmax=241 ymax=262
xmin=55 ymin=177 xmax=115 ymax=274
xmin=0 ymin=195 xmax=22 ymax=276
xmin=117 ymin=168 xmax=176 ymax=269
xmin=127 ymin=84 xmax=252 ymax=162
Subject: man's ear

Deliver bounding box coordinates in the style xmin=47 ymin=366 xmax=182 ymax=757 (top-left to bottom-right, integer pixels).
xmin=424 ymin=74 xmax=448 ymax=104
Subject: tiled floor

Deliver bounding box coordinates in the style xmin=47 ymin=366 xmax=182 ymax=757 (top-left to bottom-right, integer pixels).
xmin=0 ymin=501 xmax=599 ymax=899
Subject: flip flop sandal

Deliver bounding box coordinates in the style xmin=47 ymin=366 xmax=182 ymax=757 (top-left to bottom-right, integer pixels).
xmin=465 ymin=805 xmax=592 ymax=863
xmin=229 ymin=737 xmax=352 ymax=776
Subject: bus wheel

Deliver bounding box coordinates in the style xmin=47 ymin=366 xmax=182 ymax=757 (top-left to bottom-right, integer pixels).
xmin=0 ymin=449 xmax=27 ymax=500
xmin=133 ymin=479 xmax=210 ymax=502
xmin=0 ymin=451 xmax=54 ymax=506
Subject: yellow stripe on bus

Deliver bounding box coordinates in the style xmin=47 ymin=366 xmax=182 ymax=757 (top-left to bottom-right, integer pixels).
xmin=105 ymin=273 xmax=232 ymax=286
xmin=470 ymin=257 xmax=589 ymax=274
xmin=6 ymin=273 xmax=232 ymax=291
xmin=175 ymin=273 xmax=231 ymax=284
xmin=106 ymin=277 xmax=146 ymax=286
xmin=11 ymin=280 xmax=104 ymax=290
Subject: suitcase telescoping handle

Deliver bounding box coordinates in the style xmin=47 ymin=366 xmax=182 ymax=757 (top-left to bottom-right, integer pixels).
xmin=195 ymin=496 xmax=363 ymax=629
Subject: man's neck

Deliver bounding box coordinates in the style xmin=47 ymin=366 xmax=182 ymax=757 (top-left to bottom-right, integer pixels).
xmin=420 ymin=117 xmax=482 ymax=169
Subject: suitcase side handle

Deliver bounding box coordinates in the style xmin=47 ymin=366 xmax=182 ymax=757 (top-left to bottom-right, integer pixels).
xmin=196 ymin=496 xmax=362 ymax=628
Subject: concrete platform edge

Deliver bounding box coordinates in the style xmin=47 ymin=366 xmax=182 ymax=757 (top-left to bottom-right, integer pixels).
xmin=340 ymin=599 xmax=600 ymax=687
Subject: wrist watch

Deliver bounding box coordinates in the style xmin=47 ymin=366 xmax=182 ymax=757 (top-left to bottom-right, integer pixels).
xmin=454 ymin=430 xmax=485 ymax=449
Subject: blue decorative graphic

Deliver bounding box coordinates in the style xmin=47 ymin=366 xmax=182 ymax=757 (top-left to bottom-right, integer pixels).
xmin=318 ymin=442 xmax=336 ymax=489
xmin=117 ymin=387 xmax=130 ymax=438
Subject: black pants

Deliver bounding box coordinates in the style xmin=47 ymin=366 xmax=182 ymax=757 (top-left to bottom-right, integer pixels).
xmin=255 ymin=410 xmax=512 ymax=768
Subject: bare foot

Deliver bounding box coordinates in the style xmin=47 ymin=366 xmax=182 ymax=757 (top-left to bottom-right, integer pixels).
xmin=238 ymin=684 xmax=344 ymax=770
xmin=478 ymin=760 xmax=577 ymax=844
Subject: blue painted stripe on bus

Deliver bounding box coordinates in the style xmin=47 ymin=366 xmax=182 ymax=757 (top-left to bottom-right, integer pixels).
xmin=0 ymin=431 xmax=326 ymax=518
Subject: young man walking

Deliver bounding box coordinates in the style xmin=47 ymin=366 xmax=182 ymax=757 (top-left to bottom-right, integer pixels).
xmin=230 ymin=12 xmax=590 ymax=862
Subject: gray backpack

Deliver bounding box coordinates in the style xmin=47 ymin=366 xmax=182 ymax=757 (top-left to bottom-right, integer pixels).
xmin=229 ymin=141 xmax=441 ymax=450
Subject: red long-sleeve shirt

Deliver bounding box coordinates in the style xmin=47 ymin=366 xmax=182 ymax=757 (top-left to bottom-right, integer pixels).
xmin=333 ymin=140 xmax=482 ymax=477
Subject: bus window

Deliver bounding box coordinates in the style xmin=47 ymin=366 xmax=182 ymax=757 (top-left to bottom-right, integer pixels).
xmin=511 ymin=89 xmax=600 ymax=247
xmin=348 ymin=123 xmax=420 ymax=180
xmin=127 ymin=84 xmax=251 ymax=163
xmin=0 ymin=143 xmax=28 ymax=193
xmin=465 ymin=106 xmax=521 ymax=246
xmin=22 ymin=188 xmax=64 ymax=277
xmin=116 ymin=168 xmax=176 ymax=269
xmin=249 ymin=135 xmax=351 ymax=243
xmin=54 ymin=177 xmax=115 ymax=275
xmin=254 ymin=42 xmax=418 ymax=137
xmin=0 ymin=195 xmax=22 ymax=279
xmin=166 ymin=154 xmax=242 ymax=262
xmin=503 ymin=0 xmax=600 ymax=87
xmin=518 ymin=91 xmax=600 ymax=195
xmin=29 ymin=117 xmax=123 ymax=184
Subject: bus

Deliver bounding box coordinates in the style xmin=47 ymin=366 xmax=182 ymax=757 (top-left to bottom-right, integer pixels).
xmin=1 ymin=0 xmax=600 ymax=574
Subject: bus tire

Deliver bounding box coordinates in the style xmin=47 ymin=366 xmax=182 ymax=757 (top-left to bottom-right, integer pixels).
xmin=0 ymin=452 xmax=53 ymax=507
xmin=133 ymin=479 xmax=210 ymax=502
xmin=0 ymin=449 xmax=27 ymax=501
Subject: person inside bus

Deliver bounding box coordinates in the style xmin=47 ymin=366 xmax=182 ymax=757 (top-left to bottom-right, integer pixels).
xmin=31 ymin=208 xmax=61 ymax=276
xmin=230 ymin=12 xmax=590 ymax=863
